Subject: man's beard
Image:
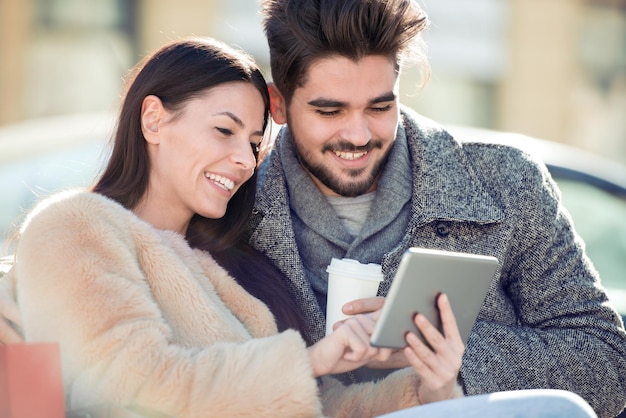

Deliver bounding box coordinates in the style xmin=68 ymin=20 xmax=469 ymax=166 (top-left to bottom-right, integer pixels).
xmin=293 ymin=138 xmax=391 ymax=197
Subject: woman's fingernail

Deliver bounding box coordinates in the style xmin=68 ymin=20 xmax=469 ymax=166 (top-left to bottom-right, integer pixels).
xmin=343 ymin=304 xmax=353 ymax=314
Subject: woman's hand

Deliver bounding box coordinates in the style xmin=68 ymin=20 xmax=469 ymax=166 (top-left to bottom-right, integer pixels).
xmin=335 ymin=296 xmax=409 ymax=370
xmin=308 ymin=312 xmax=393 ymax=377
xmin=404 ymin=293 xmax=464 ymax=404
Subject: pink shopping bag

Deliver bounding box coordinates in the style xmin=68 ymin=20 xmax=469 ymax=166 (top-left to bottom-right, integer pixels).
xmin=0 ymin=343 xmax=65 ymax=418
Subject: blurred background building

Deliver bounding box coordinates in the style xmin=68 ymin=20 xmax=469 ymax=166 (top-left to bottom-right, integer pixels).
xmin=0 ymin=0 xmax=625 ymax=162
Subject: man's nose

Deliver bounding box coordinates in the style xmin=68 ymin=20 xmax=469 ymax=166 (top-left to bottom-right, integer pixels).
xmin=340 ymin=113 xmax=372 ymax=146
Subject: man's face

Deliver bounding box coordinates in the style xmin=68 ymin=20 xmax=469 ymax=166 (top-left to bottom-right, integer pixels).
xmin=275 ymin=55 xmax=400 ymax=197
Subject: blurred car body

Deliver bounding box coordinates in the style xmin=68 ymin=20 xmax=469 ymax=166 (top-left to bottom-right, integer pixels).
xmin=0 ymin=114 xmax=624 ymax=323
xmin=0 ymin=112 xmax=114 ymax=246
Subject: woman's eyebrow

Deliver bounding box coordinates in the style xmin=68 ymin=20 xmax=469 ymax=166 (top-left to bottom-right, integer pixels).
xmin=214 ymin=111 xmax=264 ymax=137
xmin=214 ymin=111 xmax=244 ymax=127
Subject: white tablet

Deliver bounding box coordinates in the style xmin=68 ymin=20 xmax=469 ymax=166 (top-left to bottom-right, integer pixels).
xmin=370 ymin=248 xmax=498 ymax=349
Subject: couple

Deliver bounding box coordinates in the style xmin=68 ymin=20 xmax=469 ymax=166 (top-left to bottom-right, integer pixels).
xmin=2 ymin=0 xmax=625 ymax=417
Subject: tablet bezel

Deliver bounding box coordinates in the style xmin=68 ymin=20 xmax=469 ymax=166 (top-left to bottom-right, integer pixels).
xmin=370 ymin=247 xmax=498 ymax=349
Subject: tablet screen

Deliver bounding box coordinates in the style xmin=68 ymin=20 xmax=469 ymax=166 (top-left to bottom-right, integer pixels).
xmin=370 ymin=248 xmax=498 ymax=349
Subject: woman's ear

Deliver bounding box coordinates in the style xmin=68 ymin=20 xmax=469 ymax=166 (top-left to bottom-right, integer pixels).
xmin=141 ymin=95 xmax=164 ymax=144
xmin=268 ymin=83 xmax=287 ymax=125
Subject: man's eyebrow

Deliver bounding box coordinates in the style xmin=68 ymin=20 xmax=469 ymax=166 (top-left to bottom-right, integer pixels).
xmin=215 ymin=111 xmax=264 ymax=137
xmin=307 ymin=92 xmax=396 ymax=108
xmin=370 ymin=92 xmax=396 ymax=105
xmin=307 ymin=98 xmax=346 ymax=108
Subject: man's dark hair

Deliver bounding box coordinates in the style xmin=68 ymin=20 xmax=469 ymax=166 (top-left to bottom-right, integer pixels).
xmin=262 ymin=0 xmax=430 ymax=103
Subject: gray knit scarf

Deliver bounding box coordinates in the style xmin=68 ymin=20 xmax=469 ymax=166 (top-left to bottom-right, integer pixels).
xmin=279 ymin=125 xmax=413 ymax=312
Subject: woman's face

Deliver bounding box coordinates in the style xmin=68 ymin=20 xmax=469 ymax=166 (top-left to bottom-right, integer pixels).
xmin=139 ymin=81 xmax=265 ymax=233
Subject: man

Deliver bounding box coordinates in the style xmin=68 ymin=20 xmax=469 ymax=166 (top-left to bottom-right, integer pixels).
xmin=247 ymin=0 xmax=626 ymax=417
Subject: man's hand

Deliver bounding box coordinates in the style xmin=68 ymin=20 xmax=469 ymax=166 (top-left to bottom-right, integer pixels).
xmin=341 ymin=296 xmax=385 ymax=316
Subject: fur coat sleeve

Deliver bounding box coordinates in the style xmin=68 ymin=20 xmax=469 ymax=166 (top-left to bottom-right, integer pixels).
xmin=321 ymin=368 xmax=464 ymax=418
xmin=15 ymin=190 xmax=323 ymax=417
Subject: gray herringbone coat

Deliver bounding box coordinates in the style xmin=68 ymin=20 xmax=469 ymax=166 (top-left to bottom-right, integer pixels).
xmin=247 ymin=107 xmax=626 ymax=418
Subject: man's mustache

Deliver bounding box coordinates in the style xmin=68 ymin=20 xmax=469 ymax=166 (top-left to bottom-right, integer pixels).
xmin=324 ymin=140 xmax=384 ymax=153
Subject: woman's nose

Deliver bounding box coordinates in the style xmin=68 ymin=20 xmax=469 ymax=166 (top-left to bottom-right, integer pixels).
xmin=231 ymin=140 xmax=257 ymax=171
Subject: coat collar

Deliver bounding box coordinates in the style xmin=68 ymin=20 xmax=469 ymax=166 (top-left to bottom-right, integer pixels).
xmin=401 ymin=107 xmax=505 ymax=226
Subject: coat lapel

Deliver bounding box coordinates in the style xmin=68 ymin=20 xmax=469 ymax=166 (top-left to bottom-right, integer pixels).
xmin=401 ymin=108 xmax=505 ymax=228
xmin=250 ymin=151 xmax=327 ymax=343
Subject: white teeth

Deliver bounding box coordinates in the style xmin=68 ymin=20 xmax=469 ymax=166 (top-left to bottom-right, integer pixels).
xmin=205 ymin=173 xmax=234 ymax=191
xmin=334 ymin=150 xmax=367 ymax=160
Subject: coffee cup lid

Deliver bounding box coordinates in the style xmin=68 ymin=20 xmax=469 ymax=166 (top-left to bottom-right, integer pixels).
xmin=326 ymin=258 xmax=383 ymax=281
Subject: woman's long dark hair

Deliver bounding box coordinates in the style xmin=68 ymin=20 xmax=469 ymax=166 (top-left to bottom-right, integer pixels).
xmin=92 ymin=37 xmax=306 ymax=335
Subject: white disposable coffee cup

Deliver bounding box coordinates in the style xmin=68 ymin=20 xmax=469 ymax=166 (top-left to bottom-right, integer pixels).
xmin=325 ymin=258 xmax=384 ymax=336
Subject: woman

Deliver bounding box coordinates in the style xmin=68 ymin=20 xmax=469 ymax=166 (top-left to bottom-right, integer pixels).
xmin=11 ymin=37 xmax=463 ymax=417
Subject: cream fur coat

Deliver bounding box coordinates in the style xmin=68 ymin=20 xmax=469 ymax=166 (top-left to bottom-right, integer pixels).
xmin=12 ymin=190 xmax=430 ymax=418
